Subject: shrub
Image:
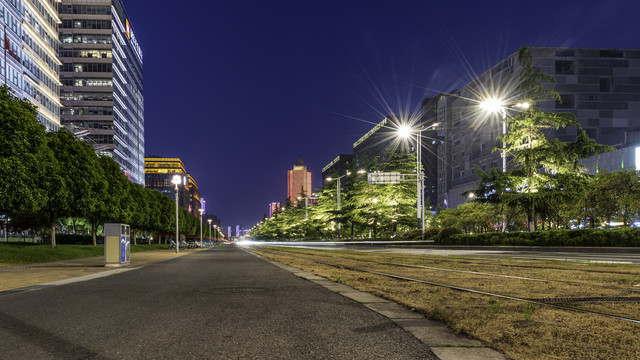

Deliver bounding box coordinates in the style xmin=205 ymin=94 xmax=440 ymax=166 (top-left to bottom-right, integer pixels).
xmin=435 ymin=228 xmax=640 ymax=247
xmin=424 ymin=228 xmax=440 ymax=240
xmin=438 ymin=227 xmax=463 ymax=243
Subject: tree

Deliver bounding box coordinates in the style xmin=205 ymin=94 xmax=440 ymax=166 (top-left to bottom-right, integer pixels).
xmin=472 ymin=47 xmax=614 ymax=232
xmin=41 ymin=130 xmax=72 ymax=248
xmin=0 ymin=86 xmax=53 ymax=216
xmin=50 ymin=129 xmax=107 ymax=245
xmin=345 ymin=151 xmax=417 ymax=238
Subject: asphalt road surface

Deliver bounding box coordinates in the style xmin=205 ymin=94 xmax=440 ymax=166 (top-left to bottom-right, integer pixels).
xmin=0 ymin=246 xmax=437 ymax=359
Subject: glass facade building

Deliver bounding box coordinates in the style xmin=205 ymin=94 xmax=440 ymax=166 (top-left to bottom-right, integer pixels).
xmin=144 ymin=157 xmax=202 ymax=218
xmin=59 ymin=0 xmax=144 ymax=184
xmin=0 ymin=0 xmax=62 ymax=131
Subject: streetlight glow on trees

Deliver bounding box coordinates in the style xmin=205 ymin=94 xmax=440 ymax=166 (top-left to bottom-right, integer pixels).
xmin=395 ymin=121 xmax=439 ymax=240
xmin=478 ymin=96 xmax=531 ymax=232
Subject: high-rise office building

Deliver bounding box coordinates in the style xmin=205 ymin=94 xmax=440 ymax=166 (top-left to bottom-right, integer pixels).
xmin=0 ymin=0 xmax=62 ymax=131
xmin=287 ymin=159 xmax=312 ymax=207
xmin=58 ymin=0 xmax=144 ymax=184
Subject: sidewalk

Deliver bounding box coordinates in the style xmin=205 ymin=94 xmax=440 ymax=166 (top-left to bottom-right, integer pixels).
xmin=0 ymin=249 xmax=197 ymax=293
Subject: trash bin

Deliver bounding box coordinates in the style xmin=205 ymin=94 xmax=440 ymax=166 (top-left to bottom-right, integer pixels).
xmin=104 ymin=223 xmax=130 ymax=267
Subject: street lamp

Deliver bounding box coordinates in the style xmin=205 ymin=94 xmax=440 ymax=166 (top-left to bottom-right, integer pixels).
xmin=326 ymin=171 xmax=351 ymax=238
xmin=297 ymin=196 xmax=309 ymax=221
xmin=398 ymin=122 xmax=439 ymax=240
xmin=199 ymin=208 xmax=204 ymax=248
xmin=208 ymin=219 xmax=212 ymax=242
xmin=171 ymin=174 xmax=182 ymax=254
xmin=479 ymin=98 xmax=530 ymax=232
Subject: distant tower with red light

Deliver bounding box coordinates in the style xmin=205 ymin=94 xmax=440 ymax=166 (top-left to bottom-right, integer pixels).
xmin=287 ymin=159 xmax=312 ymax=207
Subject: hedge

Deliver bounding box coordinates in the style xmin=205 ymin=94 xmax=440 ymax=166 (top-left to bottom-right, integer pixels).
xmin=437 ymin=228 xmax=640 ymax=247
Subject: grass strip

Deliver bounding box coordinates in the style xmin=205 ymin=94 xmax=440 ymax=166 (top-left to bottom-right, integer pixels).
xmin=0 ymin=243 xmax=169 ymax=265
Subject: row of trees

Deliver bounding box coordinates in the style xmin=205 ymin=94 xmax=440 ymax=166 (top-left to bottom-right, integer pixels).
xmin=0 ymin=86 xmax=206 ymax=247
xmin=437 ymin=169 xmax=640 ymax=232
xmin=252 ymin=166 xmax=640 ymax=241
xmin=250 ymin=151 xmax=418 ymax=240
xmin=251 ymin=46 xmax=627 ymax=240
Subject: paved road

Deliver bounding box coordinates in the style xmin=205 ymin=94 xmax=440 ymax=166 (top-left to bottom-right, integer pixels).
xmin=259 ymin=242 xmax=640 ymax=264
xmin=0 ymin=246 xmax=437 ymax=359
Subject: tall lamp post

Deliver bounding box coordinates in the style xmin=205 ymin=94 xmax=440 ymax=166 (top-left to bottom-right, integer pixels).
xmin=398 ymin=122 xmax=439 ymax=240
xmin=297 ymin=196 xmax=309 ymax=221
xmin=171 ymin=174 xmax=182 ymax=254
xmin=479 ymin=98 xmax=530 ymax=232
xmin=198 ymin=208 xmax=204 ymax=247
xmin=326 ymin=171 xmax=355 ymax=238
xmin=208 ymin=219 xmax=212 ymax=242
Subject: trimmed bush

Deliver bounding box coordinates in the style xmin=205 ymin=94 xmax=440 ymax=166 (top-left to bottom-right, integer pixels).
xmin=440 ymin=228 xmax=640 ymax=247
xmin=438 ymin=227 xmax=463 ymax=243
xmin=424 ymin=228 xmax=440 ymax=240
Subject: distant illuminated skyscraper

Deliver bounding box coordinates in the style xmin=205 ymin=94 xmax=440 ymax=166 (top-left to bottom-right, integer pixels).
xmin=287 ymin=159 xmax=312 ymax=207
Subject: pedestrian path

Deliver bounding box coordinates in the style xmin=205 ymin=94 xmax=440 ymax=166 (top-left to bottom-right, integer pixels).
xmin=0 ymin=249 xmax=197 ymax=293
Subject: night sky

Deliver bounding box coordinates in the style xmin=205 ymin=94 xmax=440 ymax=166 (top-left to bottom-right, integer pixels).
xmin=122 ymin=0 xmax=639 ymax=228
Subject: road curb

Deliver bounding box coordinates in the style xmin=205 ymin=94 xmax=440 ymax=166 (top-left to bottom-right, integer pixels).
xmin=247 ymin=249 xmax=507 ymax=360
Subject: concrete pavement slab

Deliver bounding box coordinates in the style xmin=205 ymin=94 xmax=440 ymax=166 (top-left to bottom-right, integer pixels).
xmin=394 ymin=319 xmax=483 ymax=347
xmin=293 ymin=271 xmax=325 ymax=280
xmin=431 ymin=347 xmax=508 ymax=360
xmin=340 ymin=290 xmax=391 ymax=303
xmin=363 ymin=301 xmax=425 ymax=319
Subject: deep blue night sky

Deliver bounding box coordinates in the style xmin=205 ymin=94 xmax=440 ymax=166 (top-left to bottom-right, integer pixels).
xmin=122 ymin=0 xmax=639 ymax=228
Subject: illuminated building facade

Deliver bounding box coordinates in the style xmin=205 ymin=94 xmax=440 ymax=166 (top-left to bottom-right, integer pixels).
xmin=59 ymin=0 xmax=144 ymax=184
xmin=144 ymin=157 xmax=201 ymax=217
xmin=0 ymin=0 xmax=62 ymax=131
xmin=287 ymin=159 xmax=312 ymax=207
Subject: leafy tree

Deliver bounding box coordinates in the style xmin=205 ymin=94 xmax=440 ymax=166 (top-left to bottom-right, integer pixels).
xmin=0 ymin=85 xmax=54 ymax=215
xmin=51 ymin=129 xmax=108 ymax=245
xmin=41 ymin=130 xmax=72 ymax=248
xmin=471 ymin=47 xmax=614 ymax=232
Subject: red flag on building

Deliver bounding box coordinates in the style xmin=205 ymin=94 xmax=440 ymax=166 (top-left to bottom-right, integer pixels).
xmin=4 ymin=32 xmax=8 ymax=52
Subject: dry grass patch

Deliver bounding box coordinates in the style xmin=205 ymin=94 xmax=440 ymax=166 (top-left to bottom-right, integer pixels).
xmin=252 ymin=247 xmax=640 ymax=360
